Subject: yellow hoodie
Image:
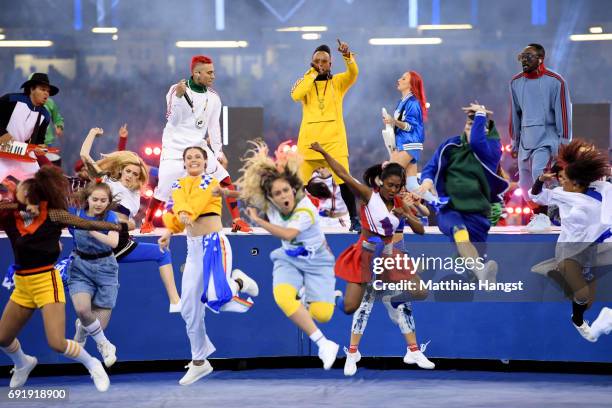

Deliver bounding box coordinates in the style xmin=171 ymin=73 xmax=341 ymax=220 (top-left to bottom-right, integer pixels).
xmin=291 ymin=54 xmax=358 ymax=160
xmin=162 ymin=174 xmax=221 ymax=233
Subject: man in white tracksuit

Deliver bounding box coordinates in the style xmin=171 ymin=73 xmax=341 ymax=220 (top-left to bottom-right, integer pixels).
xmin=140 ymin=55 xmax=251 ymax=233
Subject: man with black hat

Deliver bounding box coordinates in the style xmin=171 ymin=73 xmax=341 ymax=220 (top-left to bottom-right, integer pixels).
xmin=291 ymin=40 xmax=360 ymax=232
xmin=0 ymin=72 xmax=57 ymax=182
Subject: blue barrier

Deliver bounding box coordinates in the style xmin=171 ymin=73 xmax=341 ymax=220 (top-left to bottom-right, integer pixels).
xmin=1 ymin=230 xmax=610 ymax=366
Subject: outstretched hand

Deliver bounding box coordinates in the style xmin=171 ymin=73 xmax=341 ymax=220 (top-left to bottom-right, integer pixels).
xmin=538 ymin=172 xmax=557 ymax=182
xmin=337 ymin=39 xmax=350 ymax=57
xmin=119 ymin=124 xmax=128 ymax=138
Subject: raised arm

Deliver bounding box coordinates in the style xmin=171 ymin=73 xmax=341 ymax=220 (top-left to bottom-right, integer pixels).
xmin=166 ymin=81 xmax=191 ymax=127
xmin=117 ymin=123 xmax=128 ymax=151
xmin=79 ymin=127 xmax=105 ymax=177
xmin=469 ymin=110 xmax=501 ymax=165
xmin=334 ymin=55 xmax=358 ymax=93
xmin=309 ymin=142 xmax=371 ymax=202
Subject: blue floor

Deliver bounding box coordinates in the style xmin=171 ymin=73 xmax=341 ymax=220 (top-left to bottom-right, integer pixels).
xmin=5 ymin=368 xmax=612 ymax=408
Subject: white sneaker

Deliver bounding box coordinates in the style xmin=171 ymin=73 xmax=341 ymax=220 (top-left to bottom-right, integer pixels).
xmin=232 ymin=269 xmax=259 ymax=297
xmin=403 ymin=348 xmax=435 ymax=369
xmin=97 ymin=341 xmax=117 ymax=368
xmin=88 ymin=359 xmax=110 ymax=392
xmin=74 ymin=319 xmax=88 ymax=347
xmin=589 ymin=307 xmax=612 ymax=341
xmin=523 ymin=213 xmax=552 ymax=233
xmin=572 ymin=319 xmax=596 ymax=342
xmin=343 ymin=347 xmax=361 ymax=376
xmin=317 ymin=340 xmax=339 ymax=370
xmin=473 ymin=260 xmax=498 ymax=287
xmin=169 ymin=299 xmax=182 ymax=313
xmin=9 ymin=355 xmax=37 ymax=388
xmin=179 ymin=360 xmax=213 ymax=385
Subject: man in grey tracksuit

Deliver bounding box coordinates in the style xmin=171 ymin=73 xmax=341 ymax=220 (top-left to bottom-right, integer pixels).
xmin=509 ymin=43 xmax=572 ymax=200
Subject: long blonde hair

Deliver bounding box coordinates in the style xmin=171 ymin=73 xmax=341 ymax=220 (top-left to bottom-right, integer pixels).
xmin=96 ymin=150 xmax=148 ymax=188
xmin=237 ymin=139 xmax=304 ymax=212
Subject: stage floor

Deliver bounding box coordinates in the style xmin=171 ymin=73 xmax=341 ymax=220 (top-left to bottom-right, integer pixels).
xmin=7 ymin=368 xmax=611 ymax=408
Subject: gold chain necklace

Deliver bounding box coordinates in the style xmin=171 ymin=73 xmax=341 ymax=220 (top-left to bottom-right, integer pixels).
xmin=314 ymin=80 xmax=329 ymax=113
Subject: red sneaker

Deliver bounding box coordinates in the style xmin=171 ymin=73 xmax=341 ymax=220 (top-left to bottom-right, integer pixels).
xmin=140 ymin=221 xmax=155 ymax=234
xmin=231 ymin=218 xmax=252 ymax=233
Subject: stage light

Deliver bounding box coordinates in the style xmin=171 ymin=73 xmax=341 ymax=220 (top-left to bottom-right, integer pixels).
xmin=145 ymin=189 xmax=153 ymax=198
xmin=507 ymin=207 xmax=514 ymax=214
xmin=513 ymin=188 xmax=523 ymax=197
xmin=302 ymin=33 xmax=321 ymax=40
xmin=276 ymin=26 xmax=327 ymax=32
xmin=523 ymin=207 xmax=531 ymax=214
xmin=176 ymin=41 xmax=248 ymax=48
xmin=369 ymin=37 xmax=442 ymax=45
xmin=92 ymin=27 xmax=118 ymax=34
xmin=589 ymin=26 xmax=603 ymax=34
xmin=516 ymin=207 xmax=523 ymax=214
xmin=0 ymin=41 xmax=53 ymax=47
xmin=112 ymin=34 xmax=118 ymax=41
xmin=153 ymin=147 xmax=161 ymax=155
xmin=425 ymin=102 xmax=431 ymax=108
xmin=570 ymin=33 xmax=612 ymax=41
xmin=154 ymin=209 xmax=163 ymax=218
xmin=418 ymin=24 xmax=473 ymax=30
xmin=0 ymin=34 xmax=5 ymax=40
xmin=145 ymin=147 xmax=153 ymax=156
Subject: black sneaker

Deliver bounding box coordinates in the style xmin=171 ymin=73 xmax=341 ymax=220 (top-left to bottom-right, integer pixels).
xmin=349 ymin=217 xmax=361 ymax=233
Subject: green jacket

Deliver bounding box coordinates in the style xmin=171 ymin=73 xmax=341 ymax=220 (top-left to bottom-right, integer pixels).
xmin=43 ymin=97 xmax=64 ymax=145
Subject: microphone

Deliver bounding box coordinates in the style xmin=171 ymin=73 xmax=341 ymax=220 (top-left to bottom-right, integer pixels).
xmin=184 ymin=92 xmax=194 ymax=109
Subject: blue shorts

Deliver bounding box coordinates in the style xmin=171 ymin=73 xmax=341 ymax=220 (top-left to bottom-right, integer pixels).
xmin=67 ymin=255 xmax=119 ymax=309
xmin=117 ymin=241 xmax=172 ymax=267
xmin=395 ymin=133 xmax=424 ymax=163
xmin=270 ymin=246 xmax=336 ymax=303
xmin=437 ymin=207 xmax=491 ymax=243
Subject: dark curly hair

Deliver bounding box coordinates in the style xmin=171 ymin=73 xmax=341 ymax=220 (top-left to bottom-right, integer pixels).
xmin=305 ymin=180 xmax=332 ymax=199
xmin=557 ymin=139 xmax=609 ymax=188
xmin=23 ymin=166 xmax=69 ymax=210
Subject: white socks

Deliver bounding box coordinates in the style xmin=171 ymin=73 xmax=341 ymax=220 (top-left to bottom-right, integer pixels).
xmin=63 ymin=339 xmax=97 ymax=370
xmin=1 ymin=339 xmax=29 ymax=369
xmin=309 ymin=329 xmax=327 ymax=347
xmin=84 ymin=319 xmax=109 ymax=345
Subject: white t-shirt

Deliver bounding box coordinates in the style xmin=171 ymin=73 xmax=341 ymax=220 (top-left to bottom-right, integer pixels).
xmin=105 ymin=177 xmax=141 ymax=218
xmin=266 ymin=197 xmax=325 ymax=252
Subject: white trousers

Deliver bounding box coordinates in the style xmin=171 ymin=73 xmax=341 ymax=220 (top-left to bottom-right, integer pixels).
xmin=154 ymin=146 xmax=230 ymax=202
xmin=182 ymin=232 xmax=236 ymax=360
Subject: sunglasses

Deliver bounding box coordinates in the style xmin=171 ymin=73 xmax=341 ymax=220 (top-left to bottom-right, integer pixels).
xmin=517 ymin=52 xmax=538 ymax=62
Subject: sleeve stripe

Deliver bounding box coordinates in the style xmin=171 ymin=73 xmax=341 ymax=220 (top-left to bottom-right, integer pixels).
xmin=166 ymin=85 xmax=178 ymax=119
xmin=544 ymin=71 xmax=569 ymax=141
xmin=293 ymin=207 xmax=315 ymax=224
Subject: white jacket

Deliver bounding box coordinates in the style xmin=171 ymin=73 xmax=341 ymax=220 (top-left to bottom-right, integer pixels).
xmin=161 ymin=81 xmax=222 ymax=160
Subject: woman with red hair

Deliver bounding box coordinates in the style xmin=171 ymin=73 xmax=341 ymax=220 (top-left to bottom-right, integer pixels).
xmin=383 ymin=71 xmax=434 ymax=201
